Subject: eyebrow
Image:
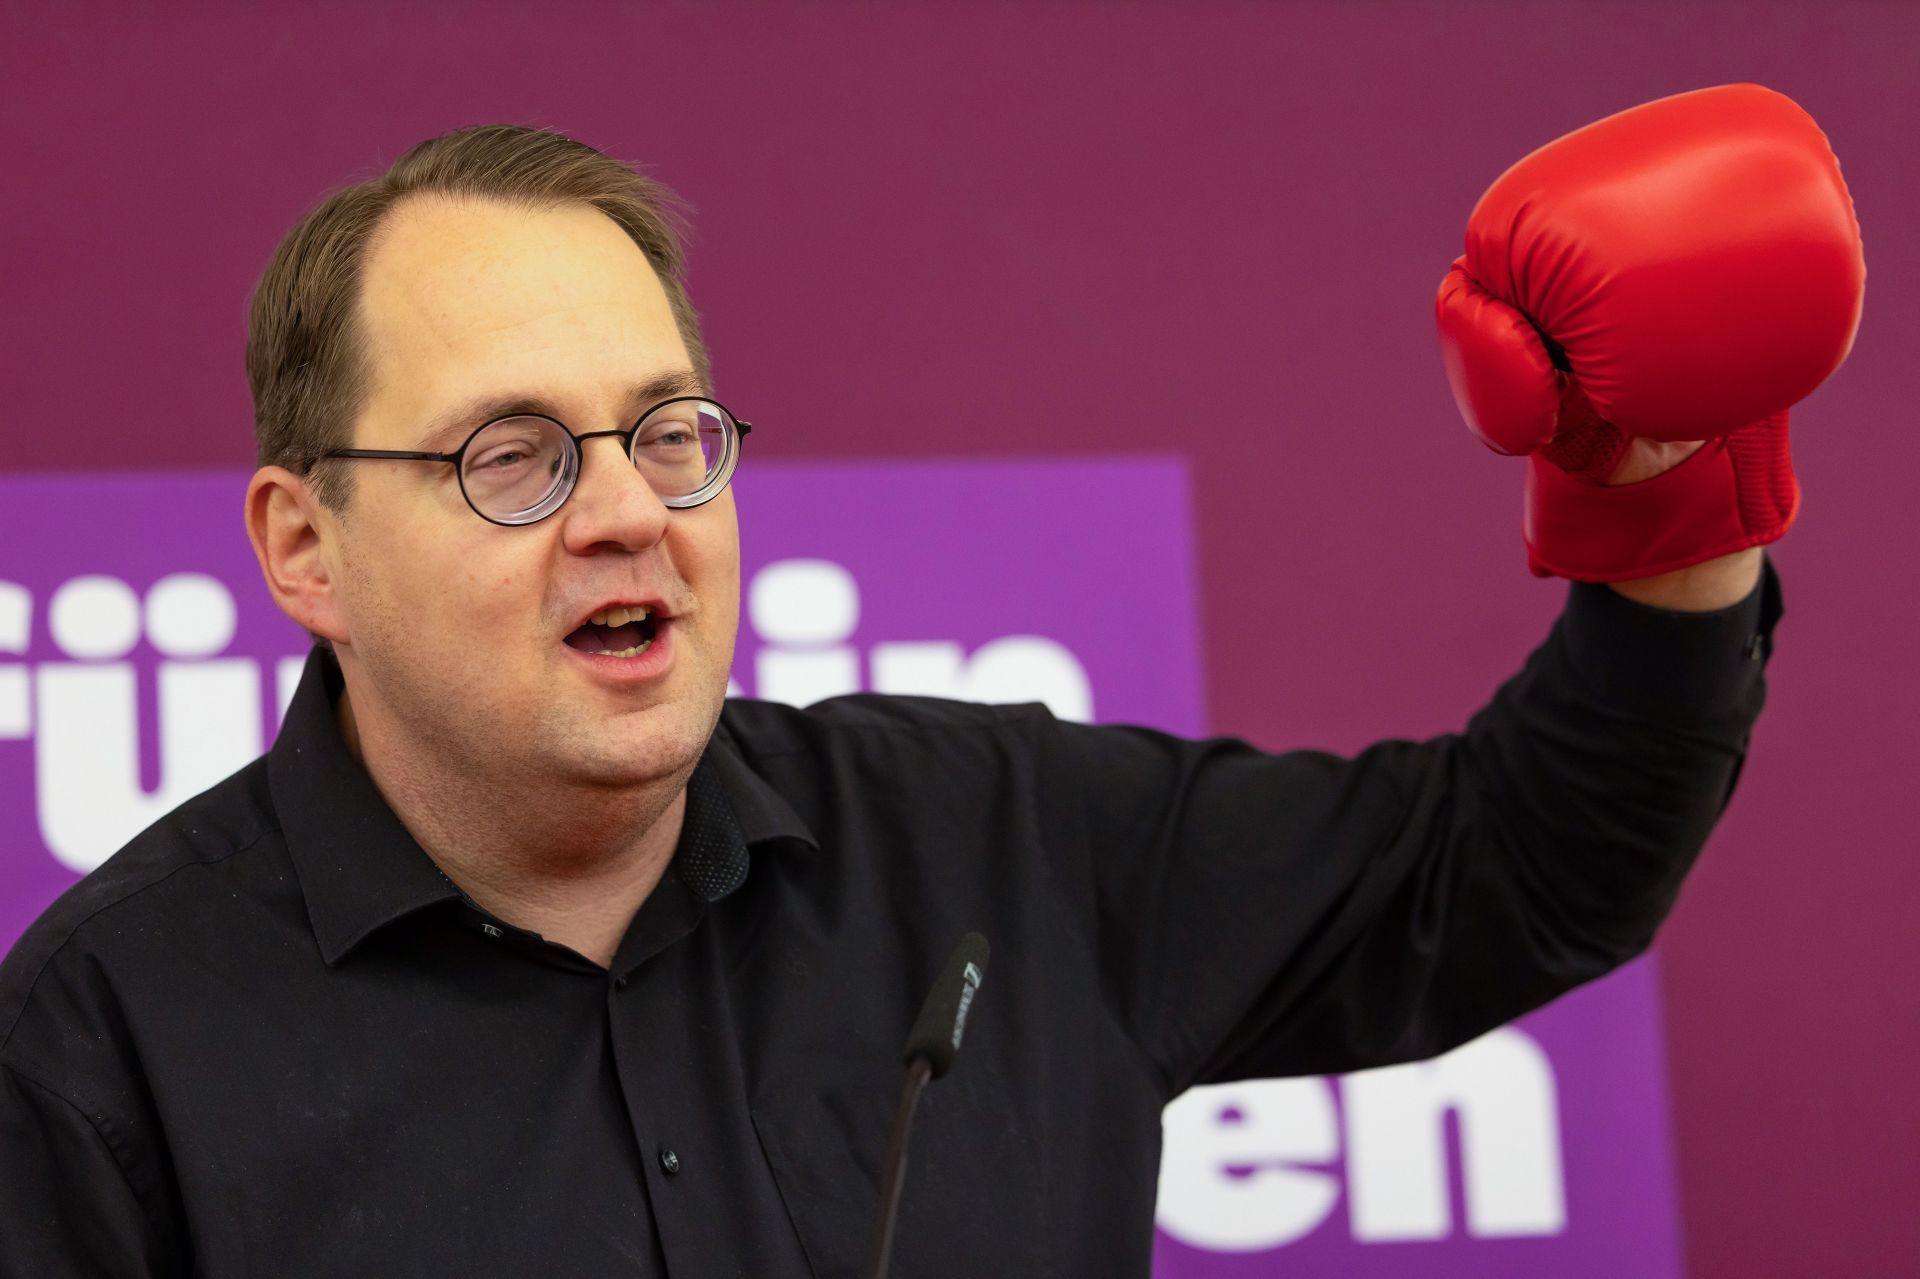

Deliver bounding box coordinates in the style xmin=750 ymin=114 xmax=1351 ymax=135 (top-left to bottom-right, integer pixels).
xmin=415 ymin=368 xmax=707 ymax=451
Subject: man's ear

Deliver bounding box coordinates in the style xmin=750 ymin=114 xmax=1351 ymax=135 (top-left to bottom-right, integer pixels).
xmin=245 ymin=466 xmax=349 ymax=644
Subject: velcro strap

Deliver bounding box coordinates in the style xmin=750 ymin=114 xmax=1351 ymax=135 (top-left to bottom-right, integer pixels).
xmin=1522 ymin=414 xmax=1798 ymax=582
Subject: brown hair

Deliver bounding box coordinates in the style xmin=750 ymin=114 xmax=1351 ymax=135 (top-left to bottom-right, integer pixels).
xmin=246 ymin=125 xmax=709 ymax=508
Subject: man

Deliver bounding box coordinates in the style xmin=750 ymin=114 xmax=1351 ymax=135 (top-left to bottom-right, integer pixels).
xmin=0 ymin=87 xmax=1860 ymax=1275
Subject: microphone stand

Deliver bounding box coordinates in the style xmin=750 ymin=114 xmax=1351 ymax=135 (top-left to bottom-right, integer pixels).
xmin=861 ymin=1055 xmax=935 ymax=1279
xmin=860 ymin=932 xmax=987 ymax=1279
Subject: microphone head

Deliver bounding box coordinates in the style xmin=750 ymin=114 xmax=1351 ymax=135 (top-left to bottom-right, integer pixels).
xmin=903 ymin=932 xmax=990 ymax=1079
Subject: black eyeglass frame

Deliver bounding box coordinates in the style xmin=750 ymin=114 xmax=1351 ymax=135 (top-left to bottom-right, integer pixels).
xmin=314 ymin=395 xmax=753 ymax=526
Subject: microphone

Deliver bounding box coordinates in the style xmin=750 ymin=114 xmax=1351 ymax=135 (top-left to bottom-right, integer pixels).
xmin=861 ymin=932 xmax=990 ymax=1279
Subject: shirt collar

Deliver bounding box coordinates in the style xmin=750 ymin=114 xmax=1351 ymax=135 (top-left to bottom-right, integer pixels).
xmin=269 ymin=647 xmax=463 ymax=965
xmin=270 ymin=647 xmax=817 ymax=967
xmin=705 ymin=716 xmax=818 ymax=852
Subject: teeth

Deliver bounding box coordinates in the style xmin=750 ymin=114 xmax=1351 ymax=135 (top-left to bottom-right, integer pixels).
xmin=587 ymin=605 xmax=652 ymax=627
xmin=590 ymin=639 xmax=655 ymax=658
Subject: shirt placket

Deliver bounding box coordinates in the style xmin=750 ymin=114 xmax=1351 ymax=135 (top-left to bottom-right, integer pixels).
xmin=606 ymin=872 xmax=814 ymax=1278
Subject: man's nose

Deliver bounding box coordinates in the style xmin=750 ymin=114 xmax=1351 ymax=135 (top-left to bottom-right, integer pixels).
xmin=558 ymin=436 xmax=671 ymax=555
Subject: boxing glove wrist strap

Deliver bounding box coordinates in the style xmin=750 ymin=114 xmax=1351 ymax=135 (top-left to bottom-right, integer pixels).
xmin=1525 ymin=414 xmax=1798 ymax=582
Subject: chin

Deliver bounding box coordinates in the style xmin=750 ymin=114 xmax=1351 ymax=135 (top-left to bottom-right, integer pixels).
xmin=572 ymin=706 xmax=717 ymax=787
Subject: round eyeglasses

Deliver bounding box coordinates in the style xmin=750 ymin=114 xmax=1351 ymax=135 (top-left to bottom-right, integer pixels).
xmin=316 ymin=396 xmax=752 ymax=526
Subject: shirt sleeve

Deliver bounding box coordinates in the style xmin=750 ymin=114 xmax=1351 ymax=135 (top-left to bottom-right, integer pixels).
xmin=0 ymin=1062 xmax=170 ymax=1277
xmin=1044 ymin=557 xmax=1782 ymax=1097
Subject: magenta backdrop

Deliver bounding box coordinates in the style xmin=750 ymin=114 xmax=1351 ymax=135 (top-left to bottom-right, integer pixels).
xmin=3 ymin=3 xmax=1916 ymax=1275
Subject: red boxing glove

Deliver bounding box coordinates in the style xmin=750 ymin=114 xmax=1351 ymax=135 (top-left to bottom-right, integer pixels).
xmin=1436 ymin=83 xmax=1865 ymax=582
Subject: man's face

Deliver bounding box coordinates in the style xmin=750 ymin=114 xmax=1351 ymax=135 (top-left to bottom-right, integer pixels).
xmin=327 ymin=196 xmax=739 ymax=793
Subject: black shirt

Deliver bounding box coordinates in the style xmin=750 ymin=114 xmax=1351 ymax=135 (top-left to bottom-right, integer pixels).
xmin=0 ymin=565 xmax=1781 ymax=1277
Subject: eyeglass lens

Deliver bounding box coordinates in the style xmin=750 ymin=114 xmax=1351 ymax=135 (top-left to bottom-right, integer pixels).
xmin=458 ymin=399 xmax=735 ymax=523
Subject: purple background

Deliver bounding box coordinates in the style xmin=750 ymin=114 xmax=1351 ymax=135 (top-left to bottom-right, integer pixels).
xmin=730 ymin=459 xmax=1206 ymax=727
xmin=0 ymin=462 xmax=1682 ymax=1276
xmin=1152 ymin=961 xmax=1682 ymax=1278
xmin=4 ymin=3 xmax=1916 ymax=1274
xmin=0 ymin=462 xmax=1211 ymax=959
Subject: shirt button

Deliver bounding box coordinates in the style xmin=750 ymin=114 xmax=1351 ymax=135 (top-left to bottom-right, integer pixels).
xmin=660 ymin=1148 xmax=682 ymax=1176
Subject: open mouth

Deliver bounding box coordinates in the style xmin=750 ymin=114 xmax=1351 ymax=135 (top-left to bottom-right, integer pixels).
xmin=563 ymin=605 xmax=663 ymax=658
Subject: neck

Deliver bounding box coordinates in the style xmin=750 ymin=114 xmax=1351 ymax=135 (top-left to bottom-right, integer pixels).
xmin=335 ymin=688 xmax=688 ymax=969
